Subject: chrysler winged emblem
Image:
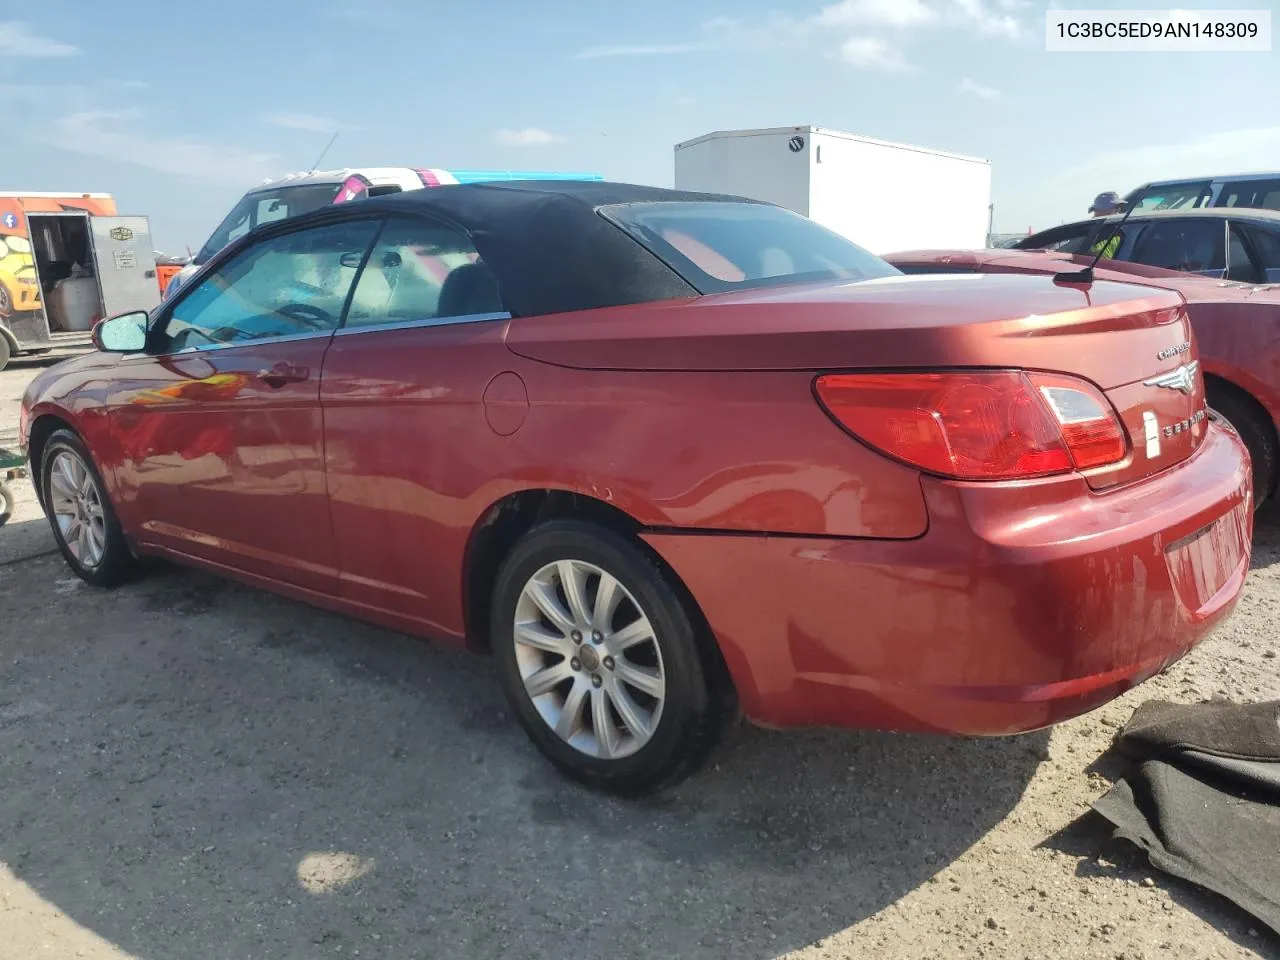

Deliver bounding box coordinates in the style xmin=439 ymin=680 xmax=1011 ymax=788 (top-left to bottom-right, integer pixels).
xmin=1144 ymin=360 xmax=1199 ymax=395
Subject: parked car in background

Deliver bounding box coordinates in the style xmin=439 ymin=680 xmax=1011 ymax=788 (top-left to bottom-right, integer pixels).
xmin=1123 ymin=172 xmax=1280 ymax=213
xmin=1012 ymin=209 xmax=1280 ymax=284
xmin=21 ymin=182 xmax=1252 ymax=794
xmin=886 ymin=247 xmax=1280 ymax=506
xmin=163 ymin=166 xmax=604 ymax=298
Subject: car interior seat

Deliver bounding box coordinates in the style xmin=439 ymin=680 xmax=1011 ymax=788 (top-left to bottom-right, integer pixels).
xmin=436 ymin=261 xmax=503 ymax=318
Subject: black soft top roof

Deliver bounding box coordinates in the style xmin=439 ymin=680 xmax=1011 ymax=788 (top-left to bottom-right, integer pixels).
xmin=334 ymin=180 xmax=768 ymax=317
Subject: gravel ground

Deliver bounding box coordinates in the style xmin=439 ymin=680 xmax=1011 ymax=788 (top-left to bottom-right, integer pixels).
xmin=1 ymin=354 xmax=1278 ymax=960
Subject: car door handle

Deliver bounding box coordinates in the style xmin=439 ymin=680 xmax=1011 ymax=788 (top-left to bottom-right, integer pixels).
xmin=256 ymin=362 xmax=310 ymax=388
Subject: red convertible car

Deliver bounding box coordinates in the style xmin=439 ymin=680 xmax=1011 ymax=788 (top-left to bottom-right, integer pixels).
xmin=887 ymin=248 xmax=1280 ymax=508
xmin=19 ymin=182 xmax=1252 ymax=794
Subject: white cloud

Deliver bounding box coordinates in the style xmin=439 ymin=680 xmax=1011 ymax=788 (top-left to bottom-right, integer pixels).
xmin=575 ymin=41 xmax=713 ymax=59
xmin=819 ymin=0 xmax=937 ymax=29
xmin=958 ymin=76 xmax=1001 ymax=99
xmin=573 ymin=2 xmax=1026 ymax=68
xmin=840 ymin=36 xmax=914 ymax=71
xmin=1017 ymin=125 xmax=1280 ymax=230
xmin=0 ymin=21 xmax=78 ymax=57
xmin=266 ymin=112 xmax=340 ymax=133
xmin=47 ymin=110 xmax=280 ymax=186
xmin=1056 ymin=127 xmax=1280 ymax=192
xmin=951 ymin=0 xmax=1022 ymax=38
xmin=0 ymin=86 xmax=278 ymax=186
xmin=701 ymin=13 xmax=812 ymax=50
xmin=495 ymin=127 xmax=562 ymax=146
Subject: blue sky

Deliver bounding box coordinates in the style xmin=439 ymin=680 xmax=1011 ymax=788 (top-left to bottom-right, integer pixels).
xmin=3 ymin=0 xmax=1277 ymax=252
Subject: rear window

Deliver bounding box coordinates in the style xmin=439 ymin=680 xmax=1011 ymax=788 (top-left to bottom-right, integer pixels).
xmin=598 ymin=201 xmax=900 ymax=294
xmin=1014 ymin=223 xmax=1093 ymax=253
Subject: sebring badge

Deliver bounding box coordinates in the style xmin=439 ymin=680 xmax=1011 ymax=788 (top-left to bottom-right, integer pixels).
xmin=1144 ymin=360 xmax=1199 ymax=395
xmin=1163 ymin=408 xmax=1207 ymax=438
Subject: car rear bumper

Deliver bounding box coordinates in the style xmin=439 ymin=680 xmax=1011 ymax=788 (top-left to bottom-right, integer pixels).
xmin=643 ymin=422 xmax=1253 ymax=734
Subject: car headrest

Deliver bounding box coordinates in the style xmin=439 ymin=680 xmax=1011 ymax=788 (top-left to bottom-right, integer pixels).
xmin=437 ymin=261 xmax=503 ymax=319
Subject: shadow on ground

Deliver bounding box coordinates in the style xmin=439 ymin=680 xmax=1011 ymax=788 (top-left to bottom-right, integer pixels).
xmin=0 ymin=556 xmax=1045 ymax=960
xmin=0 ymin=514 xmax=56 ymax=567
xmin=1252 ymin=503 xmax=1280 ymax=570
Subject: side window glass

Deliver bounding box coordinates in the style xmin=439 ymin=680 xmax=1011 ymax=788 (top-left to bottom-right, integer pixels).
xmin=225 ymin=213 xmax=252 ymax=244
xmin=257 ymin=197 xmax=290 ymax=225
xmin=1018 ymin=225 xmax=1090 ymax=253
xmin=1051 ymin=228 xmax=1094 ymax=254
xmin=1220 ymin=180 xmax=1280 ymax=210
xmin=345 ymin=218 xmax=503 ymax=328
xmin=1083 ymin=224 xmax=1128 ymax=259
xmin=1130 ymin=221 xmax=1223 ymax=273
xmin=158 ymin=220 xmax=379 ymax=353
xmin=1226 ymin=226 xmax=1259 ymax=282
xmin=1245 ymin=227 xmax=1280 ymax=282
xmin=1132 ymin=183 xmax=1212 ymax=211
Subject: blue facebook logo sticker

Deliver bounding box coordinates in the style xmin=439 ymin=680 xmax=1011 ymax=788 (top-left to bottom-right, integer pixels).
xmin=1 ymin=213 xmax=18 ymax=229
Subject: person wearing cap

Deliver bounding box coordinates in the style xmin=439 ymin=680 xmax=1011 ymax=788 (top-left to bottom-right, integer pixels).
xmin=1089 ymin=191 xmax=1125 ymax=217
xmin=1086 ymin=191 xmax=1126 ymax=258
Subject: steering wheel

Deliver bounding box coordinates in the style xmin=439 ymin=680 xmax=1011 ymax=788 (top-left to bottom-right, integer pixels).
xmin=277 ymin=302 xmax=333 ymax=330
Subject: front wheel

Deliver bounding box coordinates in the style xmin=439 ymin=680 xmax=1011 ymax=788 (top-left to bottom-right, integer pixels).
xmin=491 ymin=520 xmax=732 ymax=796
xmin=40 ymin=429 xmax=139 ymax=587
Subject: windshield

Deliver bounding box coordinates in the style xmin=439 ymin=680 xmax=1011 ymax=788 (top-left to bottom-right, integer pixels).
xmin=195 ymin=183 xmax=344 ymax=263
xmin=599 ymin=201 xmax=901 ymax=294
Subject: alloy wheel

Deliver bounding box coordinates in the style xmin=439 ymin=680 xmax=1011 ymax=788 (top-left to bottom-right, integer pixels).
xmin=48 ymin=450 xmax=107 ymax=569
xmin=512 ymin=559 xmax=667 ymax=760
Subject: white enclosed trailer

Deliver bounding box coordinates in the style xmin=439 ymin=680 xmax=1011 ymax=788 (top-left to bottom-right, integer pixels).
xmin=673 ymin=125 xmax=993 ymax=254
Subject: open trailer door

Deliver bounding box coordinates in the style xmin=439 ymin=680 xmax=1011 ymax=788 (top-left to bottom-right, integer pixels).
xmin=88 ymin=216 xmax=161 ymax=317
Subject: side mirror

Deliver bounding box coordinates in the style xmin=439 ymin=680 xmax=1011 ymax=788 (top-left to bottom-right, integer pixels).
xmin=92 ymin=311 xmax=149 ymax=353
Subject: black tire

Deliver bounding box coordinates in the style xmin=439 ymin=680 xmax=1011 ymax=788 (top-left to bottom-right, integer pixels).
xmin=491 ymin=519 xmax=733 ymax=796
xmin=0 ymin=482 xmax=13 ymax=527
xmin=1206 ymin=384 xmax=1277 ymax=510
xmin=39 ymin=429 xmax=139 ymax=587
xmin=0 ymin=334 xmax=11 ymax=372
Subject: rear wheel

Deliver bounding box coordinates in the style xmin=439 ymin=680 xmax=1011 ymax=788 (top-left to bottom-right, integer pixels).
xmin=0 ymin=335 xmax=10 ymax=372
xmin=491 ymin=519 xmax=732 ymax=795
xmin=40 ymin=430 xmax=139 ymax=587
xmin=1206 ymin=383 xmax=1277 ymax=510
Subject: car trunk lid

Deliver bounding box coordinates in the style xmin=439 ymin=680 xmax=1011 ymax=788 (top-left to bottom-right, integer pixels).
xmin=506 ymin=273 xmax=1207 ymax=488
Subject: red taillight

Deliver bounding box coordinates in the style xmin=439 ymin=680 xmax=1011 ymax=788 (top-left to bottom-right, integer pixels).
xmin=1026 ymin=372 xmax=1128 ymax=469
xmin=814 ymin=370 xmax=1128 ymax=481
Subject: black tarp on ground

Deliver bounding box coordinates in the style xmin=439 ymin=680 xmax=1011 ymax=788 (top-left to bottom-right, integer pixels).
xmin=1093 ymin=699 xmax=1280 ymax=936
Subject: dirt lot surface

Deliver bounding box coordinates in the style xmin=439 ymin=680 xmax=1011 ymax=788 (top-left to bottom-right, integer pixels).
xmin=2 ymin=355 xmax=1278 ymax=960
